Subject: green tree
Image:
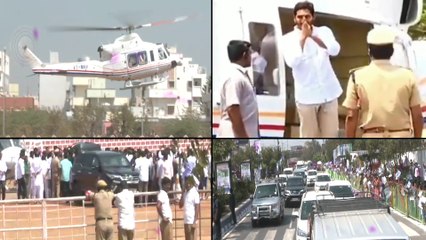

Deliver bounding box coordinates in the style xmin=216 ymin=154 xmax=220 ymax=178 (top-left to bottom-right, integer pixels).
xmin=212 ymin=139 xmax=236 ymax=163
xmin=108 ymin=105 xmax=137 ymax=136
xmin=408 ymin=0 xmax=426 ymax=39
xmin=164 ymin=109 xmax=210 ymax=137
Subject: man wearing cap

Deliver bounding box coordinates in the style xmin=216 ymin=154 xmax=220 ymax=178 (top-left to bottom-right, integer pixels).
xmin=282 ymin=1 xmax=342 ymax=137
xmin=218 ymin=40 xmax=259 ymax=138
xmin=87 ymin=180 xmax=115 ymax=240
xmin=343 ymin=26 xmax=423 ymax=138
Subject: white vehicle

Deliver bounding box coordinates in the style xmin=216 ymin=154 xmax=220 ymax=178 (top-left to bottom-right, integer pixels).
xmin=326 ymin=180 xmax=355 ymax=199
xmin=310 ymin=198 xmax=408 ymax=240
xmin=314 ymin=173 xmax=331 ymax=191
xmin=283 ymin=167 xmax=293 ymax=177
xmin=213 ymin=0 xmax=424 ymax=137
xmin=306 ymin=170 xmax=317 ymax=187
xmin=297 ymin=190 xmax=334 ymax=240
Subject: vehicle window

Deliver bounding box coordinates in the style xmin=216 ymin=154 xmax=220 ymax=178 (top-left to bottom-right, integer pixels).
xmin=254 ymin=185 xmax=278 ymax=199
xmin=138 ymin=51 xmax=148 ymax=65
xmin=317 ymin=175 xmax=331 ymax=182
xmin=308 ymin=171 xmax=317 ymax=176
xmin=329 ymin=186 xmax=354 ymax=198
xmin=294 ymin=172 xmax=305 ymax=177
xmin=128 ymin=53 xmax=138 ymax=68
xmin=248 ymin=22 xmax=279 ymax=96
xmin=300 ymin=200 xmax=314 ymax=220
xmin=93 ymin=157 xmax=100 ymax=168
xmin=158 ymin=47 xmax=167 ymax=60
xmin=150 ymin=50 xmax=155 ymax=62
xmin=100 ymin=155 xmax=131 ymax=168
xmin=79 ymin=155 xmax=92 ymax=167
xmin=284 ymin=170 xmax=292 ymax=175
xmin=287 ymin=178 xmax=304 ymax=186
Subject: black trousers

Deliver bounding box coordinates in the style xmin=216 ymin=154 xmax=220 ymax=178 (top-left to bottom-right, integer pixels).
xmin=0 ymin=181 xmax=6 ymax=200
xmin=60 ymin=181 xmax=70 ymax=197
xmin=17 ymin=178 xmax=27 ymax=199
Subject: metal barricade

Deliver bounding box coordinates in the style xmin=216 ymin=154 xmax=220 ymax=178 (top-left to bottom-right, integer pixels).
xmin=0 ymin=190 xmax=211 ymax=240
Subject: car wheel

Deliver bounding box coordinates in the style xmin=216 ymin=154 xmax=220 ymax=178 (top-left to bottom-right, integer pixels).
xmin=251 ymin=220 xmax=257 ymax=228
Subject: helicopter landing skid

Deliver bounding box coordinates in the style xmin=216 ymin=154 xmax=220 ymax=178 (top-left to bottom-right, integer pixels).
xmin=119 ymin=75 xmax=168 ymax=90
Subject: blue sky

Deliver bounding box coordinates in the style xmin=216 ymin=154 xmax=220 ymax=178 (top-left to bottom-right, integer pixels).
xmin=0 ymin=0 xmax=211 ymax=97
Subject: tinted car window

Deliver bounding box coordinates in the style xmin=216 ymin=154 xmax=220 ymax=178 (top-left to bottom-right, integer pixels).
xmin=294 ymin=171 xmax=305 ymax=177
xmin=284 ymin=170 xmax=292 ymax=175
xmin=317 ymin=175 xmax=331 ymax=182
xmin=287 ymin=178 xmax=304 ymax=186
xmin=254 ymin=185 xmax=278 ymax=199
xmin=100 ymin=155 xmax=131 ymax=168
xmin=308 ymin=171 xmax=317 ymax=176
xmin=300 ymin=200 xmax=314 ymax=220
xmin=329 ymin=186 xmax=354 ymax=198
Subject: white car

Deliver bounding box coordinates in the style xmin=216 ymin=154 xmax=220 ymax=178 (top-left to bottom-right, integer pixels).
xmin=306 ymin=170 xmax=317 ymax=187
xmin=283 ymin=168 xmax=293 ymax=178
xmin=326 ymin=180 xmax=355 ymax=199
xmin=297 ymin=190 xmax=335 ymax=240
xmin=314 ymin=173 xmax=331 ymax=191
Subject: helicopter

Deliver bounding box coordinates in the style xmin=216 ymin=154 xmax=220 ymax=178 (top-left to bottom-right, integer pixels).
xmin=23 ymin=16 xmax=189 ymax=89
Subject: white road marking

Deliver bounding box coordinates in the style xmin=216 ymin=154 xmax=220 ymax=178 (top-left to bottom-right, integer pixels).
xmin=246 ymin=231 xmax=259 ymax=240
xmin=226 ymin=232 xmax=241 ymax=240
xmin=222 ymin=212 xmax=250 ymax=239
xmin=283 ymin=229 xmax=295 ymax=240
xmin=398 ymin=221 xmax=420 ymax=237
xmin=292 ymin=208 xmax=299 ymax=216
xmin=265 ymin=230 xmax=277 ymax=240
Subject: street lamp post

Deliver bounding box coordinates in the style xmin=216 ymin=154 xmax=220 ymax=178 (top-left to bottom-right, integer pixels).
xmin=2 ymin=47 xmax=6 ymax=136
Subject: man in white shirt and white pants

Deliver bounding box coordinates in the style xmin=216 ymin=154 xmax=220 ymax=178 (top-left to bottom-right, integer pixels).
xmin=114 ymin=180 xmax=135 ymax=240
xmin=0 ymin=153 xmax=7 ymax=200
xmin=157 ymin=177 xmax=173 ymax=240
xmin=179 ymin=175 xmax=200 ymax=240
xmin=218 ymin=40 xmax=259 ymax=138
xmin=31 ymin=149 xmax=44 ymax=200
xmin=282 ymin=1 xmax=342 ymax=137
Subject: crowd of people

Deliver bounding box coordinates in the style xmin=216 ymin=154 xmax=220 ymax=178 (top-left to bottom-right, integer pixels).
xmin=327 ymin=157 xmax=426 ymax=223
xmin=0 ymin=143 xmax=211 ymax=240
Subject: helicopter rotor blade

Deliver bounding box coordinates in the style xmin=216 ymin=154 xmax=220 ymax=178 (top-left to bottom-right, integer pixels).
xmin=48 ymin=26 xmax=127 ymax=32
xmin=132 ymin=15 xmax=194 ymax=30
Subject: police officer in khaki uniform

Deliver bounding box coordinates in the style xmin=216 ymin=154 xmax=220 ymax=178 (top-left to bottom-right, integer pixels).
xmin=87 ymin=180 xmax=115 ymax=240
xmin=343 ymin=26 xmax=423 ymax=138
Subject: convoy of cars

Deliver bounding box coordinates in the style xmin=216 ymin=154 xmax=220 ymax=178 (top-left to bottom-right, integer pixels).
xmin=249 ymin=162 xmax=409 ymax=239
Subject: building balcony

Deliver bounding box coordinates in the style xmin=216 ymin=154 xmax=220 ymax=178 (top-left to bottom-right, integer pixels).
xmin=86 ymin=89 xmax=116 ymax=98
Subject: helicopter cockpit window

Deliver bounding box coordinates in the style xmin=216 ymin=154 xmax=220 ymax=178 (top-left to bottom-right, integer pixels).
xmin=158 ymin=47 xmax=167 ymax=60
xmin=138 ymin=51 xmax=148 ymax=65
xmin=128 ymin=54 xmax=138 ymax=68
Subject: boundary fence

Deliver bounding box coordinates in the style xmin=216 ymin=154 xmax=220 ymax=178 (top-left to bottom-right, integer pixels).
xmin=0 ymin=190 xmax=211 ymax=240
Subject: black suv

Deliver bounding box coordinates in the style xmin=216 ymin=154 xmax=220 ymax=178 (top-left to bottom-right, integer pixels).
xmin=71 ymin=151 xmax=139 ymax=195
xmin=284 ymin=176 xmax=306 ymax=207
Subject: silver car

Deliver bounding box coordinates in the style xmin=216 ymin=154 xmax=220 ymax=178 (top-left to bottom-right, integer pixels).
xmin=250 ymin=182 xmax=285 ymax=227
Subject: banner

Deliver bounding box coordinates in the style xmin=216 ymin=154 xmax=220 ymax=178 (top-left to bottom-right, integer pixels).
xmin=241 ymin=161 xmax=251 ymax=180
xmin=216 ymin=161 xmax=231 ymax=194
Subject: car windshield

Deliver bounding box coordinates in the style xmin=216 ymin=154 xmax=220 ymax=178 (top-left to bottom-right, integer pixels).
xmin=287 ymin=178 xmax=304 ymax=186
xmin=254 ymin=185 xmax=278 ymax=199
xmin=317 ymin=175 xmax=331 ymax=182
xmin=308 ymin=171 xmax=317 ymax=176
xmin=284 ymin=170 xmax=292 ymax=175
xmin=100 ymin=155 xmax=131 ymax=168
xmin=300 ymin=200 xmax=314 ymax=220
xmin=329 ymin=185 xmax=354 ymax=198
xmin=294 ymin=172 xmax=304 ymax=177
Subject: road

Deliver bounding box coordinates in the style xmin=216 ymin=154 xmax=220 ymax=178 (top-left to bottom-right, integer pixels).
xmin=223 ymin=198 xmax=426 ymax=240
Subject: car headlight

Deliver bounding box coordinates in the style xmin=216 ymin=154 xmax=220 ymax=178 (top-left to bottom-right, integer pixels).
xmin=297 ymin=227 xmax=308 ymax=237
xmin=300 ymin=189 xmax=306 ymax=193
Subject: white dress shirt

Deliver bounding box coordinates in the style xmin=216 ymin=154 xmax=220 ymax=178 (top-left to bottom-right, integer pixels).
xmin=114 ymin=189 xmax=135 ymax=230
xmin=0 ymin=160 xmax=7 ymax=181
xmin=157 ymin=190 xmax=173 ymax=222
xmin=134 ymin=157 xmax=151 ymax=182
xmin=282 ymin=26 xmax=342 ymax=104
xmin=162 ymin=159 xmax=174 ymax=180
xmin=183 ymin=186 xmax=200 ymax=224
xmin=218 ymin=63 xmax=259 ymax=137
xmin=16 ymin=158 xmax=25 ymax=180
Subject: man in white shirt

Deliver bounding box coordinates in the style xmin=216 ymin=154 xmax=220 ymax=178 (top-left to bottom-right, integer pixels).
xmin=134 ymin=150 xmax=151 ymax=205
xmin=157 ymin=177 xmax=173 ymax=240
xmin=114 ymin=181 xmax=135 ymax=240
xmin=16 ymin=149 xmax=27 ymax=199
xmin=179 ymin=176 xmax=200 ymax=240
xmin=282 ymin=1 xmax=342 ymax=137
xmin=31 ymin=149 xmax=44 ymax=200
xmin=218 ymin=40 xmax=259 ymax=138
xmin=0 ymin=152 xmax=7 ymax=200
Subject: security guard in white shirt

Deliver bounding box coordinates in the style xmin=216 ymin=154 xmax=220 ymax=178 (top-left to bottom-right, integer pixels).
xmin=282 ymin=1 xmax=342 ymax=137
xmin=218 ymin=40 xmax=259 ymax=138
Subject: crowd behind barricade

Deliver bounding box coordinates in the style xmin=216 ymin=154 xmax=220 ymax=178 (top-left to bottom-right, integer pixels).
xmin=0 ymin=143 xmax=211 ymax=240
xmin=0 ymin=144 xmax=211 ymax=202
xmin=325 ymin=158 xmax=426 ymax=224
